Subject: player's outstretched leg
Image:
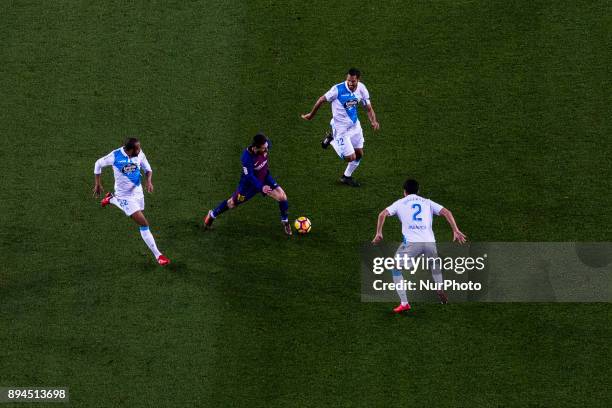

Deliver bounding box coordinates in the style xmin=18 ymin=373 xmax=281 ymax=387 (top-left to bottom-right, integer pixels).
xmin=391 ymin=270 xmax=411 ymax=313
xmin=268 ymin=187 xmax=291 ymax=236
xmin=101 ymin=192 xmax=126 ymax=209
xmin=131 ymin=211 xmax=169 ymax=266
xmin=101 ymin=192 xmax=114 ymax=207
xmin=204 ymin=198 xmax=231 ymax=227
xmin=205 ymin=197 xmax=234 ymax=228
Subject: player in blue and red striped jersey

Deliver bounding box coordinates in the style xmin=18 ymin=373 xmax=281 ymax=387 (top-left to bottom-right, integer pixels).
xmin=204 ymin=133 xmax=292 ymax=235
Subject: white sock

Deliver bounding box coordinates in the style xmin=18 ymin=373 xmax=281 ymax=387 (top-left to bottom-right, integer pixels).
xmin=139 ymin=226 xmax=162 ymax=259
xmin=110 ymin=196 xmax=119 ymax=207
xmin=343 ymin=159 xmax=360 ymax=177
xmin=392 ymin=270 xmax=409 ymax=306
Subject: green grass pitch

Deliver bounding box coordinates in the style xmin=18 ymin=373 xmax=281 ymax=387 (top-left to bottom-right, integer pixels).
xmin=1 ymin=1 xmax=610 ymax=406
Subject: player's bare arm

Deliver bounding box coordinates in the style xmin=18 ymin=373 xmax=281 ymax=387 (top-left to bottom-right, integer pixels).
xmin=439 ymin=208 xmax=467 ymax=243
xmin=93 ymin=173 xmax=104 ymax=197
xmin=366 ymin=103 xmax=380 ymax=130
xmin=301 ymin=95 xmax=327 ymax=120
xmin=144 ymin=170 xmax=154 ymax=193
xmin=372 ymin=209 xmax=390 ymax=243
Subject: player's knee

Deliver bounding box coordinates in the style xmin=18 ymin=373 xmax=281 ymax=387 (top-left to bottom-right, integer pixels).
xmin=271 ymin=189 xmax=287 ymax=202
xmin=227 ymin=198 xmax=236 ymax=209
xmin=346 ymin=153 xmax=356 ymax=162
xmin=355 ymin=150 xmax=363 ymax=160
xmin=132 ymin=212 xmax=148 ymax=226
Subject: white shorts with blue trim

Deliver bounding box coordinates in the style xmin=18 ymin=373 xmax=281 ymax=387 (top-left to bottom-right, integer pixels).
xmin=329 ymin=119 xmax=364 ymax=159
xmin=113 ymin=195 xmax=145 ymax=216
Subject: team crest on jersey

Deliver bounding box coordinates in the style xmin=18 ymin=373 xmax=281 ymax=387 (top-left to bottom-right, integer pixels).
xmin=121 ymin=163 xmax=138 ymax=174
xmin=344 ymin=99 xmax=358 ymax=109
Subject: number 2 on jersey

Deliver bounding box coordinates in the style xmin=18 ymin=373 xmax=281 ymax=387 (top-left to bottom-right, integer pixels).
xmin=411 ymin=203 xmax=422 ymax=221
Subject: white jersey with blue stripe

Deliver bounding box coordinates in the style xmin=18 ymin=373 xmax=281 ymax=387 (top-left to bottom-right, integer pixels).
xmin=386 ymin=194 xmax=444 ymax=243
xmin=324 ymin=81 xmax=370 ymax=128
xmin=94 ymin=147 xmax=151 ymax=199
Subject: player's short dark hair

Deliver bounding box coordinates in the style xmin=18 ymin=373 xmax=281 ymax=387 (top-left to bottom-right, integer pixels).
xmin=124 ymin=137 xmax=140 ymax=151
xmin=347 ymin=68 xmax=361 ymax=78
xmin=252 ymin=132 xmax=268 ymax=147
xmin=403 ymin=179 xmax=419 ymax=194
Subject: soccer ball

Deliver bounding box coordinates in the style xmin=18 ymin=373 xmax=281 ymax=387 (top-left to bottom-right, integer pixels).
xmin=294 ymin=216 xmax=312 ymax=234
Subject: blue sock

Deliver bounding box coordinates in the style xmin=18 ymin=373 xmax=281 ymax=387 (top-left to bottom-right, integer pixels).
xmin=212 ymin=200 xmax=229 ymax=217
xmin=279 ymin=200 xmax=289 ymax=222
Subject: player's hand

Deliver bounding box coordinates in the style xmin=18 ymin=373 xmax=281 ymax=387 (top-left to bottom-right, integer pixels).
xmin=92 ymin=184 xmax=104 ymax=198
xmin=371 ymin=120 xmax=380 ymax=130
xmin=301 ymin=113 xmax=313 ymax=121
xmin=262 ymin=185 xmax=272 ymax=195
xmin=145 ymin=182 xmax=154 ymax=194
xmin=453 ymin=229 xmax=467 ymax=244
xmin=372 ymin=233 xmax=383 ymax=244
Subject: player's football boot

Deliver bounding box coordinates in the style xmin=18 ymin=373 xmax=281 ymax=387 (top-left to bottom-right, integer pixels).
xmin=321 ymin=130 xmax=333 ymax=149
xmin=101 ymin=192 xmax=113 ymax=207
xmin=340 ymin=175 xmax=360 ymax=187
xmin=157 ymin=254 xmax=170 ymax=266
xmin=437 ymin=291 xmax=448 ymax=304
xmin=204 ymin=210 xmax=215 ymax=228
xmin=282 ymin=220 xmax=292 ymax=236
xmin=393 ymin=303 xmax=412 ymax=313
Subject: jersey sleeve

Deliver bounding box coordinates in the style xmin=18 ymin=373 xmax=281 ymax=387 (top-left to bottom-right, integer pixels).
xmin=94 ymin=151 xmax=115 ymax=174
xmin=241 ymin=151 xmax=264 ymax=191
xmin=140 ymin=152 xmax=152 ymax=173
xmin=359 ymin=83 xmax=371 ymax=106
xmin=386 ymin=199 xmax=400 ymax=216
xmin=324 ymin=85 xmax=338 ymax=102
xmin=429 ymin=200 xmax=444 ymax=216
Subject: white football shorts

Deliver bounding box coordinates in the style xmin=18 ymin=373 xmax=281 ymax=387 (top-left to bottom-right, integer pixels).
xmin=330 ymin=119 xmax=364 ymax=159
xmin=113 ymin=195 xmax=145 ymax=216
